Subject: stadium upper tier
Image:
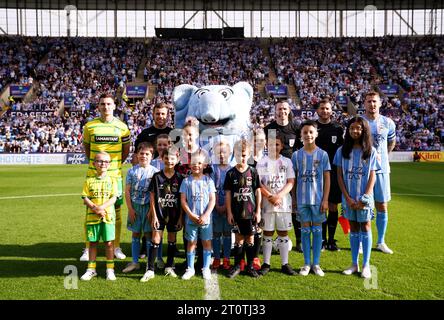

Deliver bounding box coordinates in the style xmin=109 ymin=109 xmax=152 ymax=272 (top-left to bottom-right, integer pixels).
xmin=0 ymin=36 xmax=442 ymax=153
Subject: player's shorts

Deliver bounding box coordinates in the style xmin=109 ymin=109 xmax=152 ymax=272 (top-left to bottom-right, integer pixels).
xmin=86 ymin=222 xmax=115 ymax=242
xmin=115 ymin=177 xmax=124 ymax=206
xmin=185 ymin=222 xmax=212 ymax=242
xmin=212 ymin=213 xmax=231 ymax=234
xmin=233 ymin=218 xmax=257 ymax=236
xmin=262 ymin=211 xmax=293 ymax=232
xmin=329 ymin=167 xmax=342 ymax=204
xmin=297 ymin=204 xmax=327 ymax=224
xmin=374 ymin=173 xmax=391 ymax=203
xmin=153 ymin=212 xmax=182 ymax=233
xmin=127 ymin=202 xmax=151 ymax=233
xmin=343 ymin=206 xmax=374 ymax=223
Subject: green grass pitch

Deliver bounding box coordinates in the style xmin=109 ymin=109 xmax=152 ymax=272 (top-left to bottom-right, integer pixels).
xmin=0 ymin=163 xmax=443 ymax=300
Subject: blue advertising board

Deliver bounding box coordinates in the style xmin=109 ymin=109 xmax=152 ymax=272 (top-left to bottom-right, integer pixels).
xmin=336 ymin=96 xmax=348 ymax=106
xmin=10 ymin=85 xmax=31 ymax=98
xmin=126 ymin=85 xmax=147 ymax=98
xmin=379 ymin=84 xmax=399 ymax=97
xmin=265 ymin=85 xmax=288 ymax=97
xmin=64 ymin=95 xmax=74 ymax=106
xmin=66 ymin=153 xmax=89 ymax=164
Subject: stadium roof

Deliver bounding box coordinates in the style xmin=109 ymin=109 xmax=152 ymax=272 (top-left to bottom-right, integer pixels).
xmin=0 ymin=0 xmax=442 ymax=11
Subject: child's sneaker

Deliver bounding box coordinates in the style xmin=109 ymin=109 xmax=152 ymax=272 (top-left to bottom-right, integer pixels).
xmin=227 ymin=266 xmax=241 ymax=279
xmin=164 ymin=267 xmax=177 ymax=278
xmin=79 ymin=248 xmax=89 ymax=261
xmin=106 ymin=269 xmax=116 ymax=281
xmin=212 ymin=258 xmax=221 ymax=270
xmin=299 ymin=265 xmax=311 ymax=276
xmin=376 ymin=243 xmax=394 ymax=254
xmin=246 ymin=266 xmax=261 ymax=278
xmin=140 ymin=270 xmax=155 ymax=282
xmin=122 ymin=262 xmax=140 ymax=273
xmin=252 ymin=257 xmax=261 ymax=271
xmin=342 ymin=264 xmax=359 ymax=275
xmin=222 ymin=258 xmax=231 ymax=270
xmin=182 ymin=268 xmax=195 ymax=280
xmin=114 ymin=247 xmax=126 ymax=260
xmin=80 ymin=269 xmax=97 ymax=281
xmin=202 ymin=268 xmax=212 ymax=280
xmin=281 ymin=264 xmax=297 ymax=275
xmin=312 ymin=265 xmax=325 ymax=277
xmin=239 ymin=259 xmax=246 ymax=271
xmin=361 ymin=265 xmax=372 ymax=279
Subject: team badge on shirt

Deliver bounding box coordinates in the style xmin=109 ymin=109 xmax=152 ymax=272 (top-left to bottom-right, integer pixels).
xmin=332 ymin=136 xmax=337 ymax=144
xmin=313 ymin=160 xmax=320 ymax=168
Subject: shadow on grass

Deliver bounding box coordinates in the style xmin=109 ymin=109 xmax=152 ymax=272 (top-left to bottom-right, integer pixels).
xmin=0 ymin=243 xmax=184 ymax=259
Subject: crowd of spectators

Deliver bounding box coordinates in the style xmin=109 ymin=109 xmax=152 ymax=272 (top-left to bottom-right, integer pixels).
xmin=0 ymin=36 xmax=50 ymax=94
xmin=1 ymin=36 xmax=442 ymax=154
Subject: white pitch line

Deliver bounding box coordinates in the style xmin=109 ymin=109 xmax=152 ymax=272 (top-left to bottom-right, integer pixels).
xmin=392 ymin=193 xmax=444 ymax=198
xmin=0 ymin=193 xmax=78 ymax=200
xmin=204 ymin=273 xmax=221 ymax=300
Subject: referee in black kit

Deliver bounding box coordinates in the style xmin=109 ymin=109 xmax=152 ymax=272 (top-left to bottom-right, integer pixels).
xmin=315 ymin=98 xmax=344 ymax=251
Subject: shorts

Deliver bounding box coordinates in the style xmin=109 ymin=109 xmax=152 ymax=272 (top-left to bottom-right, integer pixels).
xmin=153 ymin=212 xmax=182 ymax=233
xmin=374 ymin=173 xmax=391 ymax=203
xmin=86 ymin=222 xmax=115 ymax=242
xmin=185 ymin=222 xmax=212 ymax=242
xmin=127 ymin=202 xmax=152 ymax=233
xmin=343 ymin=206 xmax=374 ymax=223
xmin=212 ymin=213 xmax=231 ymax=234
xmin=329 ymin=167 xmax=342 ymax=204
xmin=233 ymin=219 xmax=257 ymax=236
xmin=297 ymin=204 xmax=327 ymax=224
xmin=262 ymin=211 xmax=293 ymax=232
xmin=115 ymin=177 xmax=124 ymax=206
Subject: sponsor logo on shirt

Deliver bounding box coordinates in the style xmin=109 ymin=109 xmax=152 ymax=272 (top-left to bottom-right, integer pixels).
xmin=95 ymin=136 xmax=119 ymax=143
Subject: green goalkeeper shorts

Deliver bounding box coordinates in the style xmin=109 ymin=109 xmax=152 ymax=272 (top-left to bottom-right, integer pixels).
xmin=86 ymin=222 xmax=115 ymax=242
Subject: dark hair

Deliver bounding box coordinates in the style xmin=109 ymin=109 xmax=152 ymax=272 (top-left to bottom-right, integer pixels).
xmin=137 ymin=141 xmax=154 ymax=153
xmin=364 ymin=91 xmax=380 ymax=100
xmin=300 ymin=120 xmax=318 ymax=130
xmin=342 ymin=116 xmax=373 ymax=160
xmin=317 ymin=97 xmax=332 ymax=109
xmin=153 ymin=102 xmax=170 ymax=113
xmin=99 ymin=92 xmax=114 ymax=101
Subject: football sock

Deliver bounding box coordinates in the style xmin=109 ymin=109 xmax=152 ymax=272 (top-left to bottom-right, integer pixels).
xmin=87 ymin=261 xmax=96 ymax=270
xmin=212 ymin=235 xmax=221 ymax=259
xmin=376 ymin=211 xmax=388 ymax=244
xmin=157 ymin=237 xmax=163 ymax=260
xmin=186 ymin=251 xmax=195 ymax=270
xmin=254 ymin=232 xmax=262 ymax=258
xmin=233 ymin=244 xmax=243 ymax=267
xmin=327 ymin=210 xmax=339 ymax=243
xmin=301 ymin=227 xmax=311 ymax=265
xmin=277 ymin=236 xmax=289 ymax=265
xmin=223 ymin=236 xmax=232 ymax=259
xmin=293 ymin=218 xmax=302 ymax=244
xmin=312 ymin=225 xmax=323 ymax=266
xmin=140 ymin=236 xmax=147 ymax=254
xmin=131 ymin=237 xmax=140 ymax=263
xmin=203 ymin=249 xmax=212 ymax=270
xmin=350 ymin=232 xmax=360 ymax=266
xmin=146 ymin=238 xmax=152 ymax=263
xmin=166 ymin=242 xmax=176 ymax=268
xmin=262 ymin=236 xmax=273 ymax=265
xmin=196 ymin=241 xmax=204 ymax=271
xmin=322 ymin=221 xmax=328 ymax=244
xmin=245 ymin=243 xmax=255 ymax=267
xmin=114 ymin=206 xmax=122 ymax=248
xmin=148 ymin=243 xmax=159 ymax=271
xmin=106 ymin=260 xmax=114 ymax=270
xmin=361 ymin=230 xmax=373 ymax=267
